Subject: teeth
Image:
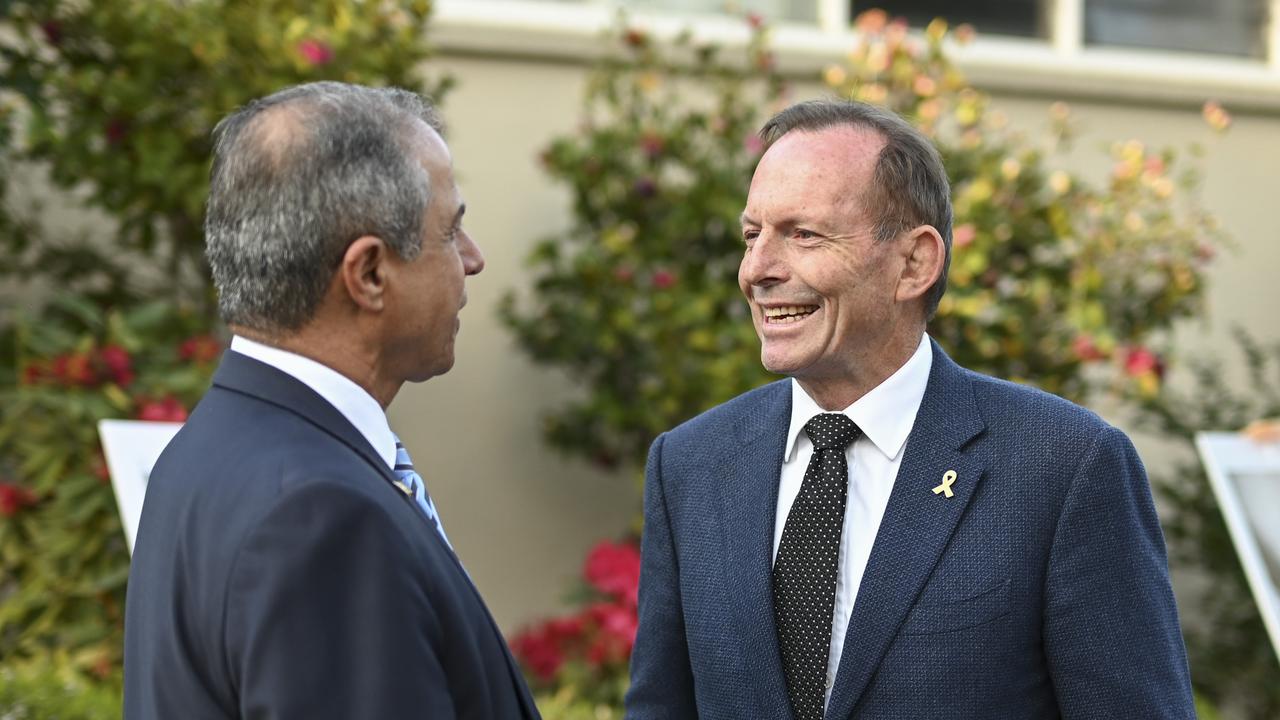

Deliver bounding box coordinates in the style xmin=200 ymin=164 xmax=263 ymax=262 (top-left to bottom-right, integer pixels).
xmin=763 ymin=305 xmax=818 ymax=321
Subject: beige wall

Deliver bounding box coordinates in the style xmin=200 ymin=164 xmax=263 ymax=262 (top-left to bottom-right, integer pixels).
xmin=394 ymin=51 xmax=1280 ymax=632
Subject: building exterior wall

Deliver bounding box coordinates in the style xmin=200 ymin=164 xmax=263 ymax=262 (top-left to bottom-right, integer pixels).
xmin=398 ymin=50 xmax=1280 ymax=630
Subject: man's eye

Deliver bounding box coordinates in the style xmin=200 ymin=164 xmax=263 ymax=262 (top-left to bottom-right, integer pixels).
xmin=743 ymin=230 xmax=759 ymax=245
xmin=794 ymin=228 xmax=817 ymax=240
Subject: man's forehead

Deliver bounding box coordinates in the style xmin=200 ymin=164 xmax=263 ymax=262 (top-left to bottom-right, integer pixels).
xmin=764 ymin=125 xmax=884 ymax=171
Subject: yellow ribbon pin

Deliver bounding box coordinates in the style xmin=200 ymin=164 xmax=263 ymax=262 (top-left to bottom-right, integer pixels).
xmin=932 ymin=470 xmax=957 ymax=499
xmin=392 ymin=480 xmax=413 ymax=497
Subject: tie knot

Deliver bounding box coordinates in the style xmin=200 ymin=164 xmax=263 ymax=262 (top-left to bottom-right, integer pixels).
xmin=803 ymin=413 xmax=860 ymax=451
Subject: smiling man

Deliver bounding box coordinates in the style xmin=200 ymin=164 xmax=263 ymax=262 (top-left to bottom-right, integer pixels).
xmin=625 ymin=100 xmax=1194 ymax=719
xmin=124 ymin=83 xmax=539 ymax=719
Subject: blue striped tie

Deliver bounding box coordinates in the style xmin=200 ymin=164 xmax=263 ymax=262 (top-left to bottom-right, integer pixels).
xmin=393 ymin=436 xmax=451 ymax=548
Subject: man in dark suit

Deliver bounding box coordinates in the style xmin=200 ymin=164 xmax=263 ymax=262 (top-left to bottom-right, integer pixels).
xmin=124 ymin=82 xmax=539 ymax=719
xmin=625 ymin=100 xmax=1194 ymax=718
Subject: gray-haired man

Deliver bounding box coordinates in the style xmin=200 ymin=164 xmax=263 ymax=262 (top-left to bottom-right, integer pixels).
xmin=124 ymin=82 xmax=539 ymax=719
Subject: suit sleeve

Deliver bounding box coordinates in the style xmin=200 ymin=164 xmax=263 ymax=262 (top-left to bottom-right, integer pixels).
xmin=625 ymin=433 xmax=698 ymax=717
xmin=1043 ymin=425 xmax=1195 ymax=718
xmin=223 ymin=480 xmax=457 ymax=718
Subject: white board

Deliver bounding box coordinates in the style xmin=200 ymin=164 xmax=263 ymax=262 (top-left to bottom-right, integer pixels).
xmin=1196 ymin=431 xmax=1280 ymax=664
xmin=98 ymin=419 xmax=183 ymax=554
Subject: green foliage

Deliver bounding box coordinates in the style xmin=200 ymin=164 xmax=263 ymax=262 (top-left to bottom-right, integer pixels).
xmin=501 ymin=13 xmax=1219 ymax=473
xmin=0 ymin=297 xmax=218 ymax=679
xmin=0 ymin=0 xmax=448 ymax=695
xmin=0 ymin=656 xmax=123 ymax=719
xmin=500 ymin=20 xmax=785 ymax=469
xmin=1 ymin=0 xmax=449 ymax=300
xmin=1135 ymin=332 xmax=1280 ymax=718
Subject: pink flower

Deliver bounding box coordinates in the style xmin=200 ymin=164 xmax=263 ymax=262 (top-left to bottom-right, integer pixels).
xmin=297 ymin=39 xmax=334 ymax=66
xmin=633 ymin=177 xmax=658 ymax=198
xmin=651 ymin=269 xmax=677 ymax=290
xmin=136 ymin=395 xmax=189 ymax=423
xmin=585 ymin=601 xmax=639 ymax=667
xmin=613 ymin=266 xmax=634 ymax=283
xmin=746 ymin=12 xmax=765 ymax=29
xmin=584 ymin=539 xmax=642 ymax=605
xmin=96 ymin=344 xmax=134 ymax=387
xmin=952 ymin=224 xmax=976 ymax=248
xmin=1123 ymin=346 xmax=1164 ymax=379
xmin=743 ymin=133 xmax=765 ymax=156
xmin=1072 ymin=334 xmax=1108 ymax=362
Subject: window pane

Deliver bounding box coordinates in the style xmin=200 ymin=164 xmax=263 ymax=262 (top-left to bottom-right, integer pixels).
xmin=1085 ymin=0 xmax=1268 ymax=58
xmin=850 ymin=1 xmax=1047 ymax=38
xmin=620 ymin=0 xmax=816 ymax=23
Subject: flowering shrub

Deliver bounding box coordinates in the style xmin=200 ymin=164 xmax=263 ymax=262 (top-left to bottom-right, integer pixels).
xmin=0 ymin=297 xmax=219 ymax=680
xmin=510 ymin=540 xmax=640 ymax=708
xmin=501 ymin=14 xmax=1222 ymax=477
xmin=0 ymin=0 xmax=448 ymax=697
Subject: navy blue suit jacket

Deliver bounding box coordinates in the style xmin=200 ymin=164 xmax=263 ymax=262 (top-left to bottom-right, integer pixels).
xmin=626 ymin=340 xmax=1193 ymax=719
xmin=124 ymin=351 xmax=539 ymax=719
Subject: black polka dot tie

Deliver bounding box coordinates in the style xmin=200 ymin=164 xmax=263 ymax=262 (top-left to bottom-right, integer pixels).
xmin=773 ymin=413 xmax=861 ymax=720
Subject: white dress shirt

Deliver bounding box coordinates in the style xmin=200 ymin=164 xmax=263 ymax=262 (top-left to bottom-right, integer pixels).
xmin=771 ymin=333 xmax=933 ymax=705
xmin=230 ymin=336 xmax=397 ymax=470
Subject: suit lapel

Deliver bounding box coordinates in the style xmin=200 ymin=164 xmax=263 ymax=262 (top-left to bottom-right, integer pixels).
xmin=718 ymin=381 xmax=794 ymax=715
xmin=825 ymin=342 xmax=986 ymax=720
xmin=213 ymin=351 xmax=540 ymax=715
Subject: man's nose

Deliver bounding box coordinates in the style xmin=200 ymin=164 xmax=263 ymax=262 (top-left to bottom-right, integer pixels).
xmin=739 ymin=233 xmax=786 ymax=288
xmin=460 ymin=230 xmax=485 ymax=276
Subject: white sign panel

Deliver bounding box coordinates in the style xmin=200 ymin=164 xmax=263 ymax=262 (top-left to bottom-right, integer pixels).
xmin=98 ymin=419 xmax=182 ymax=554
xmin=1196 ymin=431 xmax=1280 ymax=664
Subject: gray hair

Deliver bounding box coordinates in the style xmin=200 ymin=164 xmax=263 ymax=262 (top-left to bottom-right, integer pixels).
xmin=760 ymin=99 xmax=953 ymax=320
xmin=205 ymin=81 xmax=443 ymax=333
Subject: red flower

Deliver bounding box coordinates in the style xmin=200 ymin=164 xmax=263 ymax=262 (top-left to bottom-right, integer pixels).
xmin=40 ymin=21 xmax=63 ymax=46
xmin=0 ymin=483 xmax=37 ymax=517
xmin=584 ymin=601 xmax=639 ymax=667
xmin=297 ymin=39 xmax=334 ymax=66
xmin=746 ymin=12 xmax=765 ymax=29
xmin=136 ymin=395 xmax=188 ymax=423
xmin=179 ymin=334 xmax=223 ymax=363
xmin=96 ymin=344 xmax=135 ymax=387
xmin=105 ymin=118 xmax=129 ymax=145
xmin=52 ymin=352 xmax=98 ymax=387
xmin=584 ymin=539 xmax=641 ymax=606
xmin=651 ymin=269 xmax=677 ymax=290
xmin=511 ymin=615 xmax=584 ymax=682
xmin=1071 ymin=334 xmax=1108 ymax=362
xmin=1123 ymin=346 xmax=1164 ymax=379
xmin=21 ymin=361 xmax=46 ymax=385
xmin=613 ymin=265 xmax=635 ymax=283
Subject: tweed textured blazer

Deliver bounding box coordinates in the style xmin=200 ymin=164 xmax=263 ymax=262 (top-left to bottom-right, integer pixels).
xmin=626 ymin=339 xmax=1193 ymax=719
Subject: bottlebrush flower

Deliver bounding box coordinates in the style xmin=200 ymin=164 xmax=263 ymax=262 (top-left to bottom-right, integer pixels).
xmin=584 ymin=539 xmax=641 ymax=606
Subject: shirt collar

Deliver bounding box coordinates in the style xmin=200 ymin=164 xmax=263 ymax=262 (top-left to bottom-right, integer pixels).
xmin=784 ymin=333 xmax=933 ymax=462
xmin=229 ymin=335 xmax=398 ymax=469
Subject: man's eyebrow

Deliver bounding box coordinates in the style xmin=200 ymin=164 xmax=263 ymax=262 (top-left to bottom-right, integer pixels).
xmin=739 ymin=212 xmax=757 ymax=227
xmin=452 ymin=203 xmax=466 ymax=228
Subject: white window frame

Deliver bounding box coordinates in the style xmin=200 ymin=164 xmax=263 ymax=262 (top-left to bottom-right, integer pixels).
xmin=434 ymin=0 xmax=1280 ymax=111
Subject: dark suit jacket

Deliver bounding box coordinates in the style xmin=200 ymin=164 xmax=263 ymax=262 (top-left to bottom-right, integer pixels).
xmin=124 ymin=351 xmax=539 ymax=719
xmin=626 ymin=340 xmax=1193 ymax=719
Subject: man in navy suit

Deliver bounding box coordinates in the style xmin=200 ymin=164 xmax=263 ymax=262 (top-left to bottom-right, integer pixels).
xmin=124 ymin=82 xmax=539 ymax=718
xmin=625 ymin=100 xmax=1194 ymax=718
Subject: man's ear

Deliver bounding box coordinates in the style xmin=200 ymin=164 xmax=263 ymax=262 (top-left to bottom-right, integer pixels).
xmin=338 ymin=235 xmax=390 ymax=312
xmin=895 ymin=225 xmax=945 ymax=305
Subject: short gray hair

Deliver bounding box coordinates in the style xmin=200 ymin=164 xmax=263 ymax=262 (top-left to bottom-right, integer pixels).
xmin=205 ymin=81 xmax=443 ymax=333
xmin=760 ymin=99 xmax=953 ymax=319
